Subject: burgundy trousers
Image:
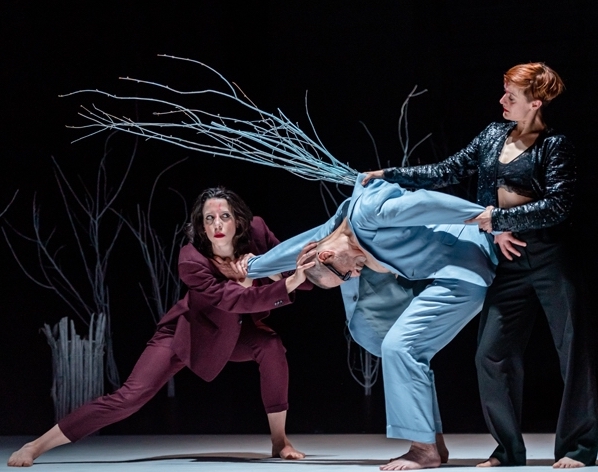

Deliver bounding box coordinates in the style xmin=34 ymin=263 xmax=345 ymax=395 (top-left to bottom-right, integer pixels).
xmin=59 ymin=320 xmax=289 ymax=442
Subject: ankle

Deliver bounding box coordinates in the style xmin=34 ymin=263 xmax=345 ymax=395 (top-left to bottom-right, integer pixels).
xmin=414 ymin=441 xmax=436 ymax=449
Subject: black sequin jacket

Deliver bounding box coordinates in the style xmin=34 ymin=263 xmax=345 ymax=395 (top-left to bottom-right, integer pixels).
xmin=382 ymin=122 xmax=576 ymax=232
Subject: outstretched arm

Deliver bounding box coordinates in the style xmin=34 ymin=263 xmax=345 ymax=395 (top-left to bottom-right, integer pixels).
xmin=246 ymin=200 xmax=349 ymax=278
xmin=361 ymin=126 xmax=487 ymax=189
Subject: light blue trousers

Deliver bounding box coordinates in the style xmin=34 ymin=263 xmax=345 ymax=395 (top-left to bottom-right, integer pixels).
xmin=381 ymin=278 xmax=487 ymax=443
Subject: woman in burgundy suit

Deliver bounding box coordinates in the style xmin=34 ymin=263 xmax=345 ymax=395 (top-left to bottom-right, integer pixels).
xmin=8 ymin=187 xmax=315 ymax=467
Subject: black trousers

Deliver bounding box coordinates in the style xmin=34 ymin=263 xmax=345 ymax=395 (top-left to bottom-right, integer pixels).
xmin=475 ymin=230 xmax=597 ymax=465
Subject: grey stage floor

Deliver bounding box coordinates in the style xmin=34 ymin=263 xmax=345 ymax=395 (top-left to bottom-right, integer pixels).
xmin=0 ymin=434 xmax=575 ymax=471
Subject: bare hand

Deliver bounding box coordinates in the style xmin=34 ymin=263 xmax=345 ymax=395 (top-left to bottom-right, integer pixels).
xmin=285 ymin=242 xmax=317 ymax=292
xmin=465 ymin=206 xmax=494 ymax=233
xmin=230 ymin=253 xmax=255 ymax=278
xmin=494 ymin=232 xmax=526 ymax=260
xmin=361 ymin=170 xmax=384 ymax=186
xmin=212 ymin=256 xmax=239 ymax=280
xmin=213 ymin=254 xmax=255 ymax=286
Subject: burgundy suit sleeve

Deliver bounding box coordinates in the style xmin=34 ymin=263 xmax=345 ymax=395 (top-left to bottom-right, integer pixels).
xmin=180 ymin=258 xmax=293 ymax=314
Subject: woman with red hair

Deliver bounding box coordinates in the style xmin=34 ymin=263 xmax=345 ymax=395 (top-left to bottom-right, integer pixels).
xmin=363 ymin=63 xmax=597 ymax=469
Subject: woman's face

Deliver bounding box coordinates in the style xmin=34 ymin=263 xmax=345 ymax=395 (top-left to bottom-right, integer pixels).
xmin=499 ymin=82 xmax=539 ymax=122
xmin=202 ymin=198 xmax=236 ymax=250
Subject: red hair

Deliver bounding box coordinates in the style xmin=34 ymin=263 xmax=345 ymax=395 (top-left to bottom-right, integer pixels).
xmin=504 ymin=62 xmax=565 ymax=105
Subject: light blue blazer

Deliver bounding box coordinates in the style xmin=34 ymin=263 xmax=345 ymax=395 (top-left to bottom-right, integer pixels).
xmin=247 ymin=175 xmax=498 ymax=355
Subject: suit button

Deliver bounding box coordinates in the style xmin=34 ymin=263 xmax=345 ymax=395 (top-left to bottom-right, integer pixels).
xmin=238 ymin=318 xmax=243 ymax=324
xmin=353 ymin=295 xmax=358 ymax=302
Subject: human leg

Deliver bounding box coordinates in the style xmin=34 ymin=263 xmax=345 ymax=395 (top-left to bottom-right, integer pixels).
xmin=230 ymin=319 xmax=303 ymax=460
xmin=380 ymin=279 xmax=486 ymax=470
xmin=8 ymin=328 xmax=184 ymax=467
xmin=531 ymin=242 xmax=598 ymax=467
xmin=475 ymin=264 xmax=537 ymax=466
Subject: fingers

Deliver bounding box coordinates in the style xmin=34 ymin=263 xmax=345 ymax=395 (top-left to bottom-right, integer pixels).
xmin=508 ymin=246 xmax=521 ymax=257
xmin=509 ymin=236 xmax=527 ymax=247
xmin=296 ymin=242 xmax=318 ymax=262
xmin=464 ymin=215 xmax=482 ymax=225
xmin=228 ymin=259 xmax=244 ymax=276
xmin=466 ymin=206 xmax=494 ymax=231
xmin=297 ymin=248 xmax=317 ymax=269
xmin=361 ymin=170 xmax=383 ymax=185
xmin=500 ymin=247 xmax=514 ymax=260
xmin=494 ymin=232 xmax=525 ymax=260
xmin=285 ymin=246 xmax=317 ymax=291
xmin=232 ymin=253 xmax=255 ymax=277
xmin=298 ymin=259 xmax=316 ymax=270
xmin=228 ymin=260 xmax=241 ymax=275
xmin=499 ymin=244 xmax=516 ymax=260
xmin=294 ymin=246 xmax=317 ymax=280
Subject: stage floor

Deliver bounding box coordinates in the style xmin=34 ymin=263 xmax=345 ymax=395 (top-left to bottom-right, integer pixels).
xmin=0 ymin=434 xmax=571 ymax=471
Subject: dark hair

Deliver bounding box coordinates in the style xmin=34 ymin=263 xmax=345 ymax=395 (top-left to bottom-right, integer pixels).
xmin=185 ymin=187 xmax=253 ymax=258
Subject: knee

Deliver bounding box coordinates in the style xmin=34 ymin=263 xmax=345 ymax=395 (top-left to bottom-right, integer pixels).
xmin=381 ymin=336 xmax=411 ymax=364
xmin=256 ymin=333 xmax=286 ymax=361
xmin=474 ymin=348 xmax=487 ymax=371
xmin=475 ymin=341 xmax=502 ymax=375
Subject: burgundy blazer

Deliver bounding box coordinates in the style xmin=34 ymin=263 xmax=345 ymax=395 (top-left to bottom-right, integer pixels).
xmin=158 ymin=216 xmax=307 ymax=382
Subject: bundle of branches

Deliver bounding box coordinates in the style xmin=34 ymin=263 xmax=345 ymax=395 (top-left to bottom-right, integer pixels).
xmin=64 ymin=55 xmax=359 ymax=186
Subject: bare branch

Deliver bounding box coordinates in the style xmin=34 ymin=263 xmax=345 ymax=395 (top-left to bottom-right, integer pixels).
xmin=115 ymin=159 xmax=187 ymax=324
xmin=0 ymin=190 xmax=18 ymax=218
xmin=398 ymin=85 xmax=431 ymax=167
xmin=62 ymin=57 xmax=358 ymax=186
xmin=3 ymin=140 xmax=137 ymax=389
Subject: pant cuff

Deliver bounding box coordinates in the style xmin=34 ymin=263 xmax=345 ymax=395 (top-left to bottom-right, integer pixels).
xmin=264 ymin=402 xmax=289 ymax=414
xmin=387 ymin=424 xmax=436 ymax=443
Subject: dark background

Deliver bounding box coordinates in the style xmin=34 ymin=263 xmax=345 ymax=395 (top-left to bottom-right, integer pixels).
xmin=1 ymin=1 xmax=597 ymax=438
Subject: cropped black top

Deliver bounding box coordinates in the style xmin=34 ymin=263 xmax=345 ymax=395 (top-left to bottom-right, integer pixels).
xmin=382 ymin=122 xmax=576 ymax=232
xmin=496 ymin=152 xmax=535 ymax=198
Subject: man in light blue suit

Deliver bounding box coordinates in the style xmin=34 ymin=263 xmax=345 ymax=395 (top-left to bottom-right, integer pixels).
xmin=246 ymin=174 xmax=498 ymax=470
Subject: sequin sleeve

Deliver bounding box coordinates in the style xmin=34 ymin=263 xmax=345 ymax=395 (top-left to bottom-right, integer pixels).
xmin=491 ymin=134 xmax=576 ymax=231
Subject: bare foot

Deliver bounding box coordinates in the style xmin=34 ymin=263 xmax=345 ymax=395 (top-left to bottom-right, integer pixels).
xmin=553 ymin=457 xmax=585 ymax=469
xmin=381 ymin=442 xmax=441 ymax=470
xmin=272 ymin=443 xmax=305 ymax=460
xmin=7 ymin=444 xmax=37 ymax=467
xmin=477 ymin=457 xmax=501 ymax=467
xmin=435 ymin=433 xmax=449 ymax=463
xmin=267 ymin=411 xmax=304 ymax=460
xmin=7 ymin=425 xmax=70 ymax=467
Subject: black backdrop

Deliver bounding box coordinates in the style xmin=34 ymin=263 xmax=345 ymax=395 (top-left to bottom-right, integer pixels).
xmin=1 ymin=0 xmax=597 ymax=437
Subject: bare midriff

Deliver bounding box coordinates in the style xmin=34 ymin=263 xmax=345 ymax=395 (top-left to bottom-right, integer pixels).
xmin=497 ymin=187 xmax=534 ymax=209
xmin=496 ymin=135 xmax=537 ymax=209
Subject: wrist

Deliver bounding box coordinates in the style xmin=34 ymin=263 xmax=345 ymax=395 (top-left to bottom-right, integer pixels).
xmin=285 ymin=274 xmax=297 ymax=293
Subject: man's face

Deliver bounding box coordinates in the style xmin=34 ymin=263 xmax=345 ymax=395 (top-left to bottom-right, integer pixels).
xmin=317 ymin=248 xmax=367 ymax=288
